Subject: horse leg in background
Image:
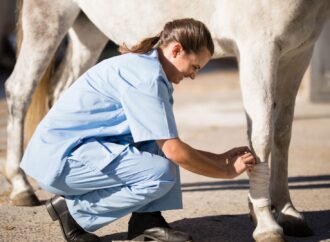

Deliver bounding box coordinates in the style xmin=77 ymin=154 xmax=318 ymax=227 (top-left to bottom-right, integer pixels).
xmin=238 ymin=40 xmax=284 ymax=242
xmin=50 ymin=12 xmax=108 ymax=104
xmin=271 ymin=47 xmax=314 ymax=237
xmin=5 ymin=0 xmax=79 ymax=206
xmin=24 ymin=13 xmax=108 ymax=145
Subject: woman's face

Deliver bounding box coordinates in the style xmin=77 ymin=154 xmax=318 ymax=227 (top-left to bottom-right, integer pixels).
xmin=160 ymin=42 xmax=211 ymax=84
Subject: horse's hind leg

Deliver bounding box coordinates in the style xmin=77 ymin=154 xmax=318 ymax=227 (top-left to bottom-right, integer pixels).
xmin=5 ymin=0 xmax=79 ymax=206
xmin=50 ymin=12 xmax=108 ymax=104
xmin=271 ymin=47 xmax=314 ymax=237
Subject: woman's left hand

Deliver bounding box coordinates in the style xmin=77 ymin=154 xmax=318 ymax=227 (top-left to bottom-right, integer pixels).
xmin=225 ymin=146 xmax=256 ymax=178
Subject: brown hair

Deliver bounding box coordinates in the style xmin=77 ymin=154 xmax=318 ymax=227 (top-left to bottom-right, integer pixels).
xmin=119 ymin=18 xmax=214 ymax=56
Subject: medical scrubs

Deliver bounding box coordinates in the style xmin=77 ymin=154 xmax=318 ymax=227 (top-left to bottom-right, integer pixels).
xmin=20 ymin=49 xmax=182 ymax=231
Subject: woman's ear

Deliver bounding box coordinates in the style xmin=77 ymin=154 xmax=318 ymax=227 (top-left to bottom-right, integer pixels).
xmin=171 ymin=42 xmax=183 ymax=58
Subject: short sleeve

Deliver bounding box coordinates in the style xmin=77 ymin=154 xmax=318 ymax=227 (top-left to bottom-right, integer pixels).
xmin=121 ymin=80 xmax=178 ymax=143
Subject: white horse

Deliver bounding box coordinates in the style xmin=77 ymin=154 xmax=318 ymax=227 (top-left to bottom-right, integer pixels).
xmin=4 ymin=0 xmax=330 ymax=241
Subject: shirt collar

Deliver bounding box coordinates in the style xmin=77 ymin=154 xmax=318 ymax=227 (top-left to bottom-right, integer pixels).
xmin=150 ymin=48 xmax=174 ymax=94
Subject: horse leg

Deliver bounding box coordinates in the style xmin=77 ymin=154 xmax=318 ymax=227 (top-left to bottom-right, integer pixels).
xmin=238 ymin=40 xmax=284 ymax=242
xmin=271 ymin=47 xmax=314 ymax=237
xmin=5 ymin=0 xmax=79 ymax=206
xmin=50 ymin=12 xmax=108 ymax=104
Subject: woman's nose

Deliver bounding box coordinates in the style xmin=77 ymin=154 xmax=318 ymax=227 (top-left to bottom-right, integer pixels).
xmin=190 ymin=73 xmax=196 ymax=79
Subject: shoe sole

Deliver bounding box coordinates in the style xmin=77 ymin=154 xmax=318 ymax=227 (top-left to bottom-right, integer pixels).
xmin=132 ymin=234 xmax=193 ymax=242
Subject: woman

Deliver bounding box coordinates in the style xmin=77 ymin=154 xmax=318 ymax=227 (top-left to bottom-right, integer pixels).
xmin=20 ymin=18 xmax=255 ymax=242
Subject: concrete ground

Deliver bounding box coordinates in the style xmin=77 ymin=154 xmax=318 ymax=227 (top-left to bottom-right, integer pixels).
xmin=0 ymin=62 xmax=330 ymax=242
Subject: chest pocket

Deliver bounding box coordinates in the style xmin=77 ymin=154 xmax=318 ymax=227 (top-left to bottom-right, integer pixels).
xmin=69 ymin=138 xmax=125 ymax=172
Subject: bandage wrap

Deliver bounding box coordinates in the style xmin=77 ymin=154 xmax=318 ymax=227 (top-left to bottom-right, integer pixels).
xmin=248 ymin=162 xmax=270 ymax=208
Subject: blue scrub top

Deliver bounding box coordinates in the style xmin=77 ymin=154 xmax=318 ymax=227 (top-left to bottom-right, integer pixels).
xmin=20 ymin=49 xmax=178 ymax=185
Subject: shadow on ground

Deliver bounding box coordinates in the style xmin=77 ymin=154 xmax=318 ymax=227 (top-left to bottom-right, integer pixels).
xmin=1 ymin=174 xmax=329 ymax=241
xmin=99 ymin=210 xmax=330 ymax=242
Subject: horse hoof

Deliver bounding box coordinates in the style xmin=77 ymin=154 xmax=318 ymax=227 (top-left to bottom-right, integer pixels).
xmin=11 ymin=192 xmax=41 ymax=206
xmin=255 ymin=233 xmax=286 ymax=242
xmin=278 ymin=214 xmax=313 ymax=237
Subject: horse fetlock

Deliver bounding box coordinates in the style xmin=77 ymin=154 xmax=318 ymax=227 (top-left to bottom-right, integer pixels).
xmin=10 ymin=190 xmax=40 ymax=206
xmin=9 ymin=174 xmax=32 ymax=196
xmin=8 ymin=173 xmax=40 ymax=206
xmin=277 ymin=204 xmax=313 ymax=237
xmin=277 ymin=203 xmax=303 ymax=220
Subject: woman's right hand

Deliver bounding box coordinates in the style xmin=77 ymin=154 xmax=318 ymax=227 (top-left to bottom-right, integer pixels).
xmin=225 ymin=146 xmax=256 ymax=178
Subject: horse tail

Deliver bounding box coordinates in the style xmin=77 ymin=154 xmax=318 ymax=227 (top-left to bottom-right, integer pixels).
xmin=15 ymin=0 xmax=55 ymax=147
xmin=24 ymin=64 xmax=53 ymax=147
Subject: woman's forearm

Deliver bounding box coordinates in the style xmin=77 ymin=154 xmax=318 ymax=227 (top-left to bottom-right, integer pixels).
xmin=196 ymin=149 xmax=228 ymax=164
xmin=180 ymin=145 xmax=230 ymax=178
xmin=158 ymin=139 xmax=230 ymax=178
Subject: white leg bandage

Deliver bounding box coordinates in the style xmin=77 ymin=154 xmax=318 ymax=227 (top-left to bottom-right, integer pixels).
xmin=248 ymin=162 xmax=270 ymax=208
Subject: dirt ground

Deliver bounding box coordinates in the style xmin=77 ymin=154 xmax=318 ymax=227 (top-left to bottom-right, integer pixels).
xmin=0 ymin=64 xmax=329 ymax=242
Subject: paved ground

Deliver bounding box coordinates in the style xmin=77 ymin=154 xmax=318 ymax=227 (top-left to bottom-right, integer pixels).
xmin=0 ymin=63 xmax=330 ymax=242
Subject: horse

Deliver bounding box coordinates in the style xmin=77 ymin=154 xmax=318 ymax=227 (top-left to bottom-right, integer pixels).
xmin=4 ymin=0 xmax=330 ymax=241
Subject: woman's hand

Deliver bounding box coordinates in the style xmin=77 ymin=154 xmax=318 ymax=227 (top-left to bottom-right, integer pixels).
xmin=158 ymin=139 xmax=256 ymax=179
xmin=225 ymin=146 xmax=256 ymax=178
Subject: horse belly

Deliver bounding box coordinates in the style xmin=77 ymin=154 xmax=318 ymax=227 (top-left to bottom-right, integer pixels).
xmin=73 ymin=0 xmax=214 ymax=47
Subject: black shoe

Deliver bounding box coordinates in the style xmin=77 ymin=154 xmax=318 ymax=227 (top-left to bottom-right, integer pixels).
xmin=127 ymin=211 xmax=192 ymax=242
xmin=46 ymin=195 xmax=100 ymax=242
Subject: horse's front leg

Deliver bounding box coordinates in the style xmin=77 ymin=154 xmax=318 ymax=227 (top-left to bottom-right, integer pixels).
xmin=271 ymin=47 xmax=314 ymax=237
xmin=238 ymin=41 xmax=284 ymax=242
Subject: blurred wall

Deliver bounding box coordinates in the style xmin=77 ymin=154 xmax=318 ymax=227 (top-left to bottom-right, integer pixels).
xmin=0 ymin=0 xmax=16 ymax=70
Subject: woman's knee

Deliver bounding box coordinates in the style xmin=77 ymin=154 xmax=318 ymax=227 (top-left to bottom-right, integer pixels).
xmin=139 ymin=154 xmax=177 ymax=196
xmin=147 ymin=154 xmax=177 ymax=182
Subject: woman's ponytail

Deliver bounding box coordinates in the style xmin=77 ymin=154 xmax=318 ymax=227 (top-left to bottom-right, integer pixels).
xmin=119 ymin=35 xmax=160 ymax=54
xmin=119 ymin=18 xmax=214 ymax=56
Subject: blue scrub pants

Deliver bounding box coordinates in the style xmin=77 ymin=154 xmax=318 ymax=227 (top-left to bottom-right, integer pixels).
xmin=39 ymin=144 xmax=182 ymax=232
